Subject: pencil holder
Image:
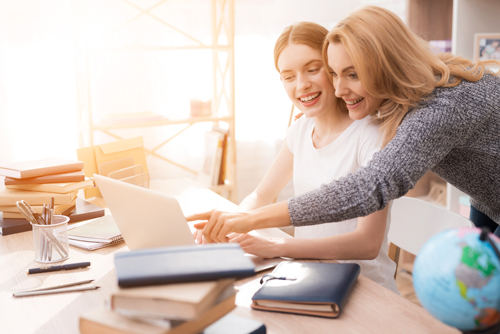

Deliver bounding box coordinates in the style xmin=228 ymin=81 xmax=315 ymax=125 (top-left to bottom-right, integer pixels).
xmin=31 ymin=215 xmax=70 ymax=263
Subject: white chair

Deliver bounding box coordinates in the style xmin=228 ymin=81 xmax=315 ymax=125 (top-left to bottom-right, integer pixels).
xmin=388 ymin=196 xmax=474 ymax=279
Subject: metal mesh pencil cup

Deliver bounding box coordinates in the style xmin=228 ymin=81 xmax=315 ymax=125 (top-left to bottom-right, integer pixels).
xmin=31 ymin=215 xmax=70 ymax=263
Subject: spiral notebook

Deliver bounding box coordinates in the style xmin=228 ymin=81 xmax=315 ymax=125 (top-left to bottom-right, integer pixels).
xmin=67 ymin=215 xmax=122 ymax=244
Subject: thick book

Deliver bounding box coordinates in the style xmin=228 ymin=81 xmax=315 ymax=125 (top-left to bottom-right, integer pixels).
xmin=67 ymin=198 xmax=105 ymax=223
xmin=0 ymin=188 xmax=78 ymax=206
xmin=0 ymin=214 xmax=32 ymax=235
xmin=67 ymin=215 xmax=121 ymax=243
xmin=5 ymin=178 xmax=94 ymax=194
xmin=0 ymin=201 xmax=76 ymax=216
xmin=111 ymin=279 xmax=234 ymax=321
xmin=0 ymin=158 xmax=83 ymax=179
xmin=0 ymin=198 xmax=104 ymax=235
xmin=79 ymin=290 xmax=236 ymax=334
xmin=251 ymin=262 xmax=360 ymax=318
xmin=115 ymin=243 xmax=255 ymax=288
xmin=202 ymin=314 xmax=266 ymax=334
xmin=4 ymin=170 xmax=85 ymax=185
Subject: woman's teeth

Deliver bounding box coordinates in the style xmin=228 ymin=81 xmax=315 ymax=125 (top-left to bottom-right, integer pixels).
xmin=345 ymin=97 xmax=364 ymax=105
xmin=300 ymin=92 xmax=320 ymax=102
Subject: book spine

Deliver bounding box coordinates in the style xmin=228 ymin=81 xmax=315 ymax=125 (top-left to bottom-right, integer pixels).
xmin=0 ymin=192 xmax=77 ymax=206
xmin=117 ymin=269 xmax=255 ymax=288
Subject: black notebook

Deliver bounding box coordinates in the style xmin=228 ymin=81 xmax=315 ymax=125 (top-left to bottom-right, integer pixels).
xmin=252 ymin=261 xmax=360 ymax=318
xmin=115 ymin=243 xmax=255 ymax=288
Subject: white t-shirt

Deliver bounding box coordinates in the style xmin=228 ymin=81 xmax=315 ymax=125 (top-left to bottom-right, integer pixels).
xmin=287 ymin=116 xmax=399 ymax=294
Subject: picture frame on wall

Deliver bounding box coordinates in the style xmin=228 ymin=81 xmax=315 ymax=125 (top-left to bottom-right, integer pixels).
xmin=474 ymin=33 xmax=500 ymax=61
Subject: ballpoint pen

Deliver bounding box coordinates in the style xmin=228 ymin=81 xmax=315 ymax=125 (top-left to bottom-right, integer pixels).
xmin=27 ymin=261 xmax=91 ymax=274
xmin=16 ymin=201 xmax=68 ymax=258
xmin=13 ymin=281 xmax=99 ymax=298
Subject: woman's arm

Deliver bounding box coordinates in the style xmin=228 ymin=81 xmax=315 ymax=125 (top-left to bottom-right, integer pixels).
xmin=192 ymin=142 xmax=293 ymax=243
xmin=229 ymin=206 xmax=388 ymax=260
xmin=237 ymin=142 xmax=293 ymax=212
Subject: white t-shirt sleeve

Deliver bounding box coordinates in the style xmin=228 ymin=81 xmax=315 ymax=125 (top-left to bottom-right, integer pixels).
xmin=357 ymin=119 xmax=383 ymax=167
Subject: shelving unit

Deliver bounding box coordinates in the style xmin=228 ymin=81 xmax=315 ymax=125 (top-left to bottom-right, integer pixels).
xmin=75 ymin=0 xmax=237 ymax=202
xmin=448 ymin=0 xmax=500 ymax=214
xmin=407 ymin=0 xmax=499 ymax=214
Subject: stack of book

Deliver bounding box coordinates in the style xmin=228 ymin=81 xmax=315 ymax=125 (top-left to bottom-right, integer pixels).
xmin=80 ymin=279 xmax=237 ymax=334
xmin=80 ymin=244 xmax=258 ymax=334
xmin=0 ymin=158 xmax=103 ymax=235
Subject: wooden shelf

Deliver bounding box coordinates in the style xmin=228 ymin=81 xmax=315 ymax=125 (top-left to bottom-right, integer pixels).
xmin=76 ymin=0 xmax=237 ymax=203
xmin=92 ymin=116 xmax=232 ymax=130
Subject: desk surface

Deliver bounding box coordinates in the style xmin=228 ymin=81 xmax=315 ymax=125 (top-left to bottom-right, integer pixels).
xmin=0 ymin=179 xmax=459 ymax=334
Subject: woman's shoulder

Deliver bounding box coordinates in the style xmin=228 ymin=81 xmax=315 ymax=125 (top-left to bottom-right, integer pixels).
xmin=289 ymin=114 xmax=314 ymax=133
xmin=353 ymin=116 xmax=382 ymax=139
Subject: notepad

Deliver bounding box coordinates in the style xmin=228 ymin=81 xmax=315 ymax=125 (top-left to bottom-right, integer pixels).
xmin=67 ymin=215 xmax=121 ymax=243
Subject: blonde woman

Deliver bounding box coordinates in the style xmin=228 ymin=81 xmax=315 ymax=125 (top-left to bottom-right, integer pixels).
xmin=194 ymin=22 xmax=398 ymax=293
xmin=191 ymin=6 xmax=500 ymax=243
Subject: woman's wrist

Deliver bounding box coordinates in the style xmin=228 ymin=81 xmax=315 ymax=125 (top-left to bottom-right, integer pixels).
xmin=250 ymin=201 xmax=291 ymax=230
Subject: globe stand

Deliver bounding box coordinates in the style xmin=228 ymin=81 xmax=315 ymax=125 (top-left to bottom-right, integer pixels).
xmin=462 ymin=321 xmax=500 ymax=334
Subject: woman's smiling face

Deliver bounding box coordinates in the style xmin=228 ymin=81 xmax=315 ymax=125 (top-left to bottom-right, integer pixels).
xmin=327 ymin=42 xmax=384 ymax=120
xmin=278 ymin=43 xmax=337 ymax=118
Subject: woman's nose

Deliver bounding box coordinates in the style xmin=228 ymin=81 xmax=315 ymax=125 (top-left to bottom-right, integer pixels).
xmin=297 ymin=74 xmax=311 ymax=92
xmin=334 ymin=78 xmax=347 ymax=98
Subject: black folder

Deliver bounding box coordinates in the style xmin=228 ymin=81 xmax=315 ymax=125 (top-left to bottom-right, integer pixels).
xmin=252 ymin=261 xmax=360 ymax=318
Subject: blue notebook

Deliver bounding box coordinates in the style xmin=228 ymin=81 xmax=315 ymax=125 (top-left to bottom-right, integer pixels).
xmin=252 ymin=262 xmax=360 ymax=318
xmin=115 ymin=243 xmax=255 ymax=287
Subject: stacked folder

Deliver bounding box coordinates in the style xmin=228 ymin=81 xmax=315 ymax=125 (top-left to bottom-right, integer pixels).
xmin=0 ymin=158 xmax=103 ymax=235
xmin=79 ymin=244 xmax=259 ymax=334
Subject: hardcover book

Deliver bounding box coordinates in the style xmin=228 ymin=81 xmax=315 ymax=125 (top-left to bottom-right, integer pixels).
xmin=4 ymin=170 xmax=85 ymax=185
xmin=79 ymin=290 xmax=236 ymax=334
xmin=0 ymin=214 xmax=32 ymax=235
xmin=0 ymin=198 xmax=104 ymax=235
xmin=251 ymin=261 xmax=360 ymax=318
xmin=0 ymin=158 xmax=83 ymax=179
xmin=0 ymin=188 xmax=78 ymax=206
xmin=5 ymin=178 xmax=94 ymax=194
xmin=115 ymin=243 xmax=255 ymax=288
xmin=111 ymin=279 xmax=234 ymax=321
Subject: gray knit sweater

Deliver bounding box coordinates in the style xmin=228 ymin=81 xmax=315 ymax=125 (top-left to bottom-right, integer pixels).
xmin=288 ymin=73 xmax=500 ymax=226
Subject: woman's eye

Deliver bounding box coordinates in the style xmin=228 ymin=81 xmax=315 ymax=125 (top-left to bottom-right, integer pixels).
xmin=330 ymin=72 xmax=337 ymax=78
xmin=349 ymin=72 xmax=358 ymax=79
xmin=308 ymin=68 xmax=320 ymax=73
xmin=283 ymin=76 xmax=294 ymax=82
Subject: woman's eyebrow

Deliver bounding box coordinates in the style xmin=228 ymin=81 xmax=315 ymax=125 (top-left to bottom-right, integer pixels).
xmin=341 ymin=66 xmax=355 ymax=73
xmin=280 ymin=59 xmax=323 ymax=75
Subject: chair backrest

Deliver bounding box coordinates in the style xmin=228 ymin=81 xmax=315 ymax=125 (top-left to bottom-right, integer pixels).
xmin=388 ymin=196 xmax=474 ymax=278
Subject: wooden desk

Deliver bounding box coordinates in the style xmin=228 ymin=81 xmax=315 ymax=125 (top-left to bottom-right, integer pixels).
xmin=0 ymin=179 xmax=459 ymax=334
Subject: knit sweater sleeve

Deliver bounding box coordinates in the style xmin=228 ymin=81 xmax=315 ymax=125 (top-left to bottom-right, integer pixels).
xmin=288 ymin=96 xmax=468 ymax=226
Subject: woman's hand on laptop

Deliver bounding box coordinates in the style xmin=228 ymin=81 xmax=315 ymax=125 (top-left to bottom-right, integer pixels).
xmin=186 ymin=202 xmax=292 ymax=243
xmin=186 ymin=210 xmax=251 ymax=243
xmin=228 ymin=233 xmax=283 ymax=258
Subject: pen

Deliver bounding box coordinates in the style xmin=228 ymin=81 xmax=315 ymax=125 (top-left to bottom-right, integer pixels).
xmin=27 ymin=261 xmax=91 ymax=274
xmin=13 ymin=284 xmax=100 ymax=298
xmin=16 ymin=279 xmax=95 ymax=293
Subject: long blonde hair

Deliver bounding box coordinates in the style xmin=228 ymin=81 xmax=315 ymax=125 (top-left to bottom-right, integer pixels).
xmin=274 ymin=22 xmax=329 ymax=72
xmin=323 ymin=6 xmax=500 ymax=147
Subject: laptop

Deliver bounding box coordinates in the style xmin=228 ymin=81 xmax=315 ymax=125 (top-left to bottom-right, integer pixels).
xmin=93 ymin=174 xmax=284 ymax=272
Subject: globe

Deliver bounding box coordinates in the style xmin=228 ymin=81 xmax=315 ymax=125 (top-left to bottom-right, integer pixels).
xmin=413 ymin=227 xmax=500 ymax=331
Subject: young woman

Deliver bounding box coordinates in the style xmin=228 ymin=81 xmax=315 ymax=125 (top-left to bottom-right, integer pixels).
xmin=189 ymin=6 xmax=500 ymax=241
xmin=194 ymin=22 xmax=399 ymax=293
